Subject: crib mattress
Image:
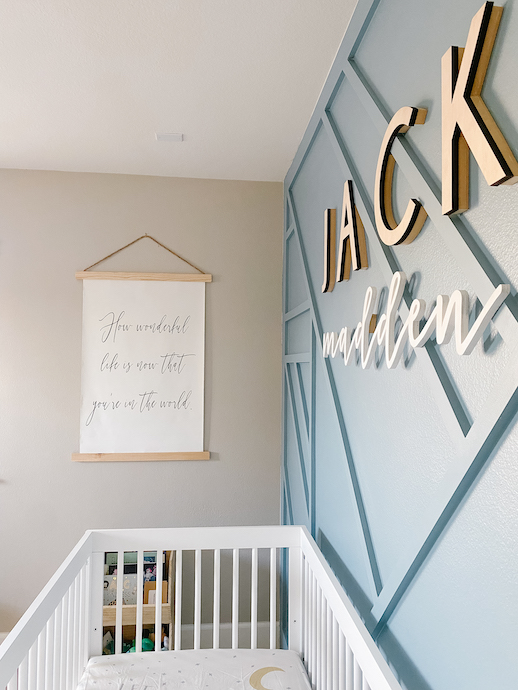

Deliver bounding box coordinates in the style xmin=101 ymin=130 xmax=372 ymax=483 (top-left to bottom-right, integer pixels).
xmin=76 ymin=648 xmax=311 ymax=690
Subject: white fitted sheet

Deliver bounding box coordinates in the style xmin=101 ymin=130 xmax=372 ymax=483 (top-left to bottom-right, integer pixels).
xmin=76 ymin=648 xmax=311 ymax=690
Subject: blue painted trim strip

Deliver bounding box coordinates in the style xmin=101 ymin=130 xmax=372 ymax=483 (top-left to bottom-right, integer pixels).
xmin=310 ymin=327 xmax=317 ymax=538
xmin=287 ymin=191 xmax=383 ymax=597
xmin=282 ymin=461 xmax=295 ymax=527
xmin=284 ymin=301 xmax=310 ymax=323
xmin=296 ymin=362 xmax=310 ymax=435
xmin=285 ymin=363 xmax=311 ymax=516
xmin=281 ymin=209 xmax=290 ymax=523
xmin=284 ymin=353 xmax=311 ymax=364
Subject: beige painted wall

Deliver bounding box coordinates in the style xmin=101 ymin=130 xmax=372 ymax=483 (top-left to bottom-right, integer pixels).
xmin=0 ymin=169 xmax=283 ymax=631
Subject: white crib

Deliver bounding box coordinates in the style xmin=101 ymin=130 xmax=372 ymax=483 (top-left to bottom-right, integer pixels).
xmin=0 ymin=526 xmax=402 ymax=690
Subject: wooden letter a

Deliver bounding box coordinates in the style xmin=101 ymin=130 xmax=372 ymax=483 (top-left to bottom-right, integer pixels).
xmin=336 ymin=181 xmax=369 ymax=283
xmin=321 ymin=208 xmax=336 ymax=293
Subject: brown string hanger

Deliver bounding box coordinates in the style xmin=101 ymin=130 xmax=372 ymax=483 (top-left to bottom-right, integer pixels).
xmin=83 ymin=234 xmax=206 ymax=274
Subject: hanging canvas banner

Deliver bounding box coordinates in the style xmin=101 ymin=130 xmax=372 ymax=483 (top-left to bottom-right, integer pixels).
xmin=76 ymin=278 xmax=207 ymax=459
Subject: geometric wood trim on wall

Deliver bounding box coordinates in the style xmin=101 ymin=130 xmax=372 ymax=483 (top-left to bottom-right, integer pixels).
xmin=282 ymin=0 xmax=518 ymax=639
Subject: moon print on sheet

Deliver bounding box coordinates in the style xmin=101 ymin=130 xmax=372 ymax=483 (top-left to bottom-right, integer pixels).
xmin=249 ymin=668 xmax=284 ymax=690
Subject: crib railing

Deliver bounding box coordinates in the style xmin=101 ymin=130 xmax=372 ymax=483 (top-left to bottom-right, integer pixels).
xmin=0 ymin=526 xmax=402 ymax=690
xmin=297 ymin=530 xmax=401 ymax=690
xmin=0 ymin=532 xmax=93 ymax=690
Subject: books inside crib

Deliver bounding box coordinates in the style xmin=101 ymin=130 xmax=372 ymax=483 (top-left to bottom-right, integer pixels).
xmin=102 ymin=550 xmax=172 ymax=654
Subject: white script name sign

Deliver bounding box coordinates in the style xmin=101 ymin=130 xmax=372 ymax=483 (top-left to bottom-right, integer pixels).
xmin=78 ymin=279 xmax=205 ymax=456
xmin=323 ymin=272 xmax=510 ymax=370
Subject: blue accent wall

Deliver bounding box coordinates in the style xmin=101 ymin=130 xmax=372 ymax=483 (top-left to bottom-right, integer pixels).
xmin=282 ymin=1 xmax=518 ymax=689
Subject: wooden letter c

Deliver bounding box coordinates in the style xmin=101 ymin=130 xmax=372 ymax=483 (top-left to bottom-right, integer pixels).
xmin=374 ymin=106 xmax=428 ymax=246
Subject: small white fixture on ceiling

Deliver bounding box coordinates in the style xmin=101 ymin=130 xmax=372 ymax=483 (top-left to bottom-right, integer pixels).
xmin=155 ymin=132 xmax=184 ymax=142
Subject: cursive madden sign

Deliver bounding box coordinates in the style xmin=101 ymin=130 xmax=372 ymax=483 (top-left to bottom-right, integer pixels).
xmin=323 ymin=272 xmax=509 ymax=370
xmin=321 ymin=2 xmax=514 ymax=369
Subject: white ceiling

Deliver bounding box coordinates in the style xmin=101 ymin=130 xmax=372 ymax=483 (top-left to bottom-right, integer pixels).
xmin=0 ymin=1 xmax=357 ymax=182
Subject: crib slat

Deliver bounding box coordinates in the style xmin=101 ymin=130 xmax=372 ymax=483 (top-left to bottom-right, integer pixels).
xmin=327 ymin=602 xmax=333 ymax=690
xmin=251 ymin=548 xmax=258 ymax=649
xmin=303 ymin=558 xmax=309 ymax=663
xmin=320 ymin=593 xmax=326 ymax=690
xmin=338 ymin=631 xmax=345 ymax=690
xmin=231 ymin=549 xmax=239 ymax=649
xmin=68 ymin=580 xmax=76 ymax=688
xmin=213 ymin=549 xmax=221 ymax=649
xmin=310 ymin=571 xmax=317 ymax=684
xmin=60 ymin=590 xmax=69 ymax=690
xmin=28 ymin=641 xmax=37 ymax=690
xmin=7 ymin=674 xmax=17 ymax=690
xmin=18 ymin=656 xmax=28 ymax=690
xmin=88 ymin=551 xmax=104 ymax=659
xmin=316 ymin=586 xmax=322 ymax=690
xmin=135 ymin=551 xmax=144 ymax=653
xmin=77 ymin=566 xmax=86 ymax=676
xmin=45 ymin=614 xmax=54 ymax=690
xmin=354 ymin=659 xmax=362 ymax=690
xmin=269 ymin=548 xmax=276 ymax=649
xmin=71 ymin=578 xmax=80 ymax=687
xmin=67 ymin=584 xmax=75 ymax=690
xmin=288 ymin=546 xmax=303 ymax=654
xmin=332 ymin=615 xmax=339 ymax=690
xmin=194 ymin=549 xmax=202 ymax=650
xmin=53 ymin=602 xmax=62 ymax=690
xmin=174 ymin=550 xmax=183 ymax=650
xmin=74 ymin=574 xmax=82 ymax=684
xmin=155 ymin=550 xmax=164 ymax=652
xmin=326 ymin=602 xmax=333 ymax=690
xmin=304 ymin=562 xmax=313 ymax=680
xmin=36 ymin=628 xmax=46 ymax=690
xmin=115 ymin=551 xmax=124 ymax=655
xmin=345 ymin=642 xmax=354 ymax=690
